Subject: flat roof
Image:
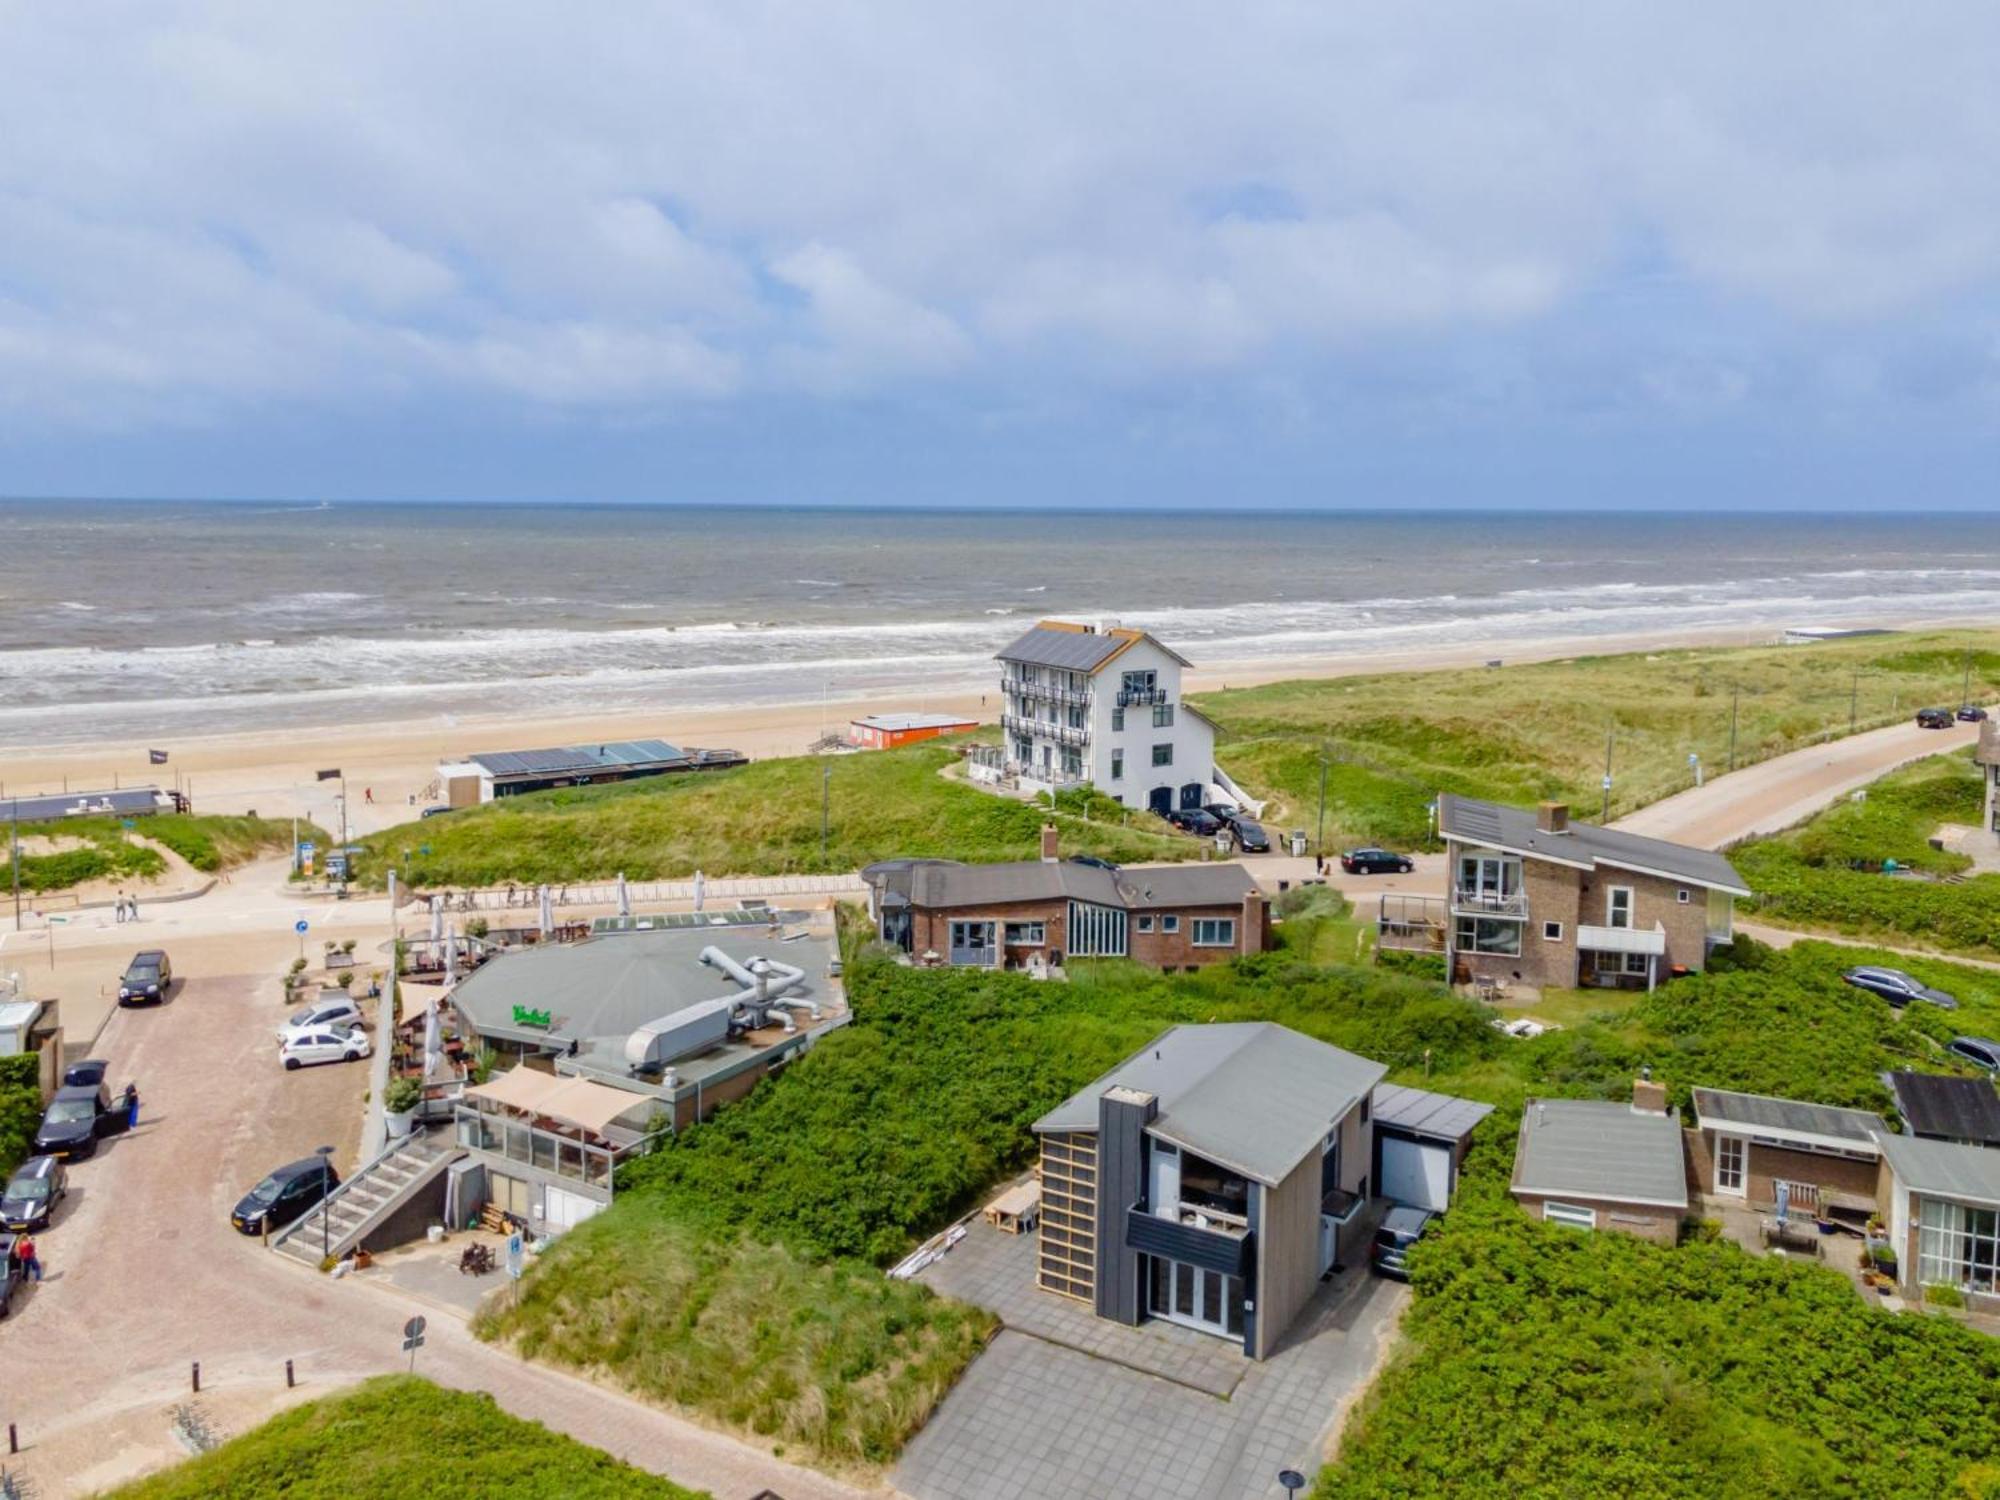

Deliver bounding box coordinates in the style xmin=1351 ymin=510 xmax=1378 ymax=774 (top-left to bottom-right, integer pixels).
xmin=457 ymin=738 xmax=688 ymax=780
xmin=1511 ymin=1098 xmax=1688 ymax=1210
xmin=1439 ymin=793 xmax=1750 ymax=895
xmin=1875 ymin=1129 xmax=2000 ymax=1209
xmin=853 ymin=713 xmax=980 ymax=732
xmin=0 ymin=787 xmax=169 ymax=823
xmin=1372 ymin=1083 xmax=1495 ymax=1143
xmin=1883 ymin=1071 xmax=2000 ymax=1147
xmin=1034 ymin=1023 xmax=1386 ymax=1187
xmin=865 ymin=857 xmax=1255 ymax=913
xmin=1692 ymin=1087 xmax=1887 ymax=1149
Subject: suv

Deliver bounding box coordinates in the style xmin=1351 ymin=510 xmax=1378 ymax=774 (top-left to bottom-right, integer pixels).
xmin=1371 ymin=1206 xmax=1436 ymax=1281
xmin=1341 ymin=847 xmax=1415 ymax=875
xmin=1957 ymin=705 xmax=1989 ymax=723
xmin=231 ymin=1156 xmax=342 ymax=1235
xmin=118 ymin=950 xmax=172 ymax=1006
xmin=32 ymin=1084 xmax=129 ymax=1160
xmin=1841 ymin=965 xmax=1958 ymax=1009
xmin=1164 ymin=808 xmax=1224 ymax=836
xmin=0 ymin=1156 xmax=67 ymax=1232
xmin=279 ymin=995 xmax=366 ymax=1038
xmin=1945 ymin=1036 xmax=2000 ymax=1074
xmin=1916 ymin=707 xmax=1955 ymax=729
xmin=1231 ymin=818 xmax=1272 ymax=854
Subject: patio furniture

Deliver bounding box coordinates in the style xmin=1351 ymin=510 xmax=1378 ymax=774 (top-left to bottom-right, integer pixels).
xmin=984 ymin=1180 xmax=1042 ymax=1235
xmin=1760 ymin=1217 xmax=1824 ymax=1258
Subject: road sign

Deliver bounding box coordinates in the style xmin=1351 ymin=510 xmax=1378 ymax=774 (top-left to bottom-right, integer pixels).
xmin=403 ymin=1315 xmax=426 ymax=1339
xmin=300 ymin=841 xmax=315 ymax=854
xmin=294 ymin=919 xmax=309 ymax=935
xmin=120 ymin=818 xmax=135 ymax=829
xmin=401 ymin=1335 xmax=425 ymax=1351
xmin=341 ymin=844 xmax=366 ymax=855
xmin=506 ymin=1232 xmax=524 ymax=1280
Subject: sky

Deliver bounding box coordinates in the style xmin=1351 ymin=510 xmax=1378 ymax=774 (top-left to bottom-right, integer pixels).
xmin=0 ymin=4 xmax=1997 ymax=510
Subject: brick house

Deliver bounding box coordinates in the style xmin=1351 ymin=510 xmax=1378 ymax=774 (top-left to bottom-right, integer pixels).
xmin=862 ymin=828 xmax=1269 ymax=971
xmin=1401 ymin=794 xmax=1749 ymax=991
xmin=1687 ymin=1086 xmax=1887 ymax=1228
xmin=1509 ymin=1081 xmax=1689 ymax=1243
xmin=1875 ymin=1130 xmax=2000 ymax=1311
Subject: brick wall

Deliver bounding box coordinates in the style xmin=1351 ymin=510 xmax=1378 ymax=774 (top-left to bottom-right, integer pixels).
xmin=1513 ymin=1190 xmax=1680 ymax=1245
xmin=1576 ymin=867 xmax=1713 ymax=975
xmin=911 ymin=895 xmax=1261 ymax=970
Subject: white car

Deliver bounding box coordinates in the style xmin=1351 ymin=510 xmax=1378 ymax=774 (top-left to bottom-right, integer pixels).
xmin=277 ymin=997 xmax=366 ymax=1039
xmin=280 ymin=1023 xmax=371 ymax=1070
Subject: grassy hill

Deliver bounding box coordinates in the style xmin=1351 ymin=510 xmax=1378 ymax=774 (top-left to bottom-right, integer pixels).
xmin=0 ymin=812 xmax=313 ymax=893
xmin=1196 ymin=628 xmax=2000 ymax=849
xmin=107 ymin=1376 xmax=706 ymax=1500
xmin=355 ymin=743 xmax=1204 ymax=888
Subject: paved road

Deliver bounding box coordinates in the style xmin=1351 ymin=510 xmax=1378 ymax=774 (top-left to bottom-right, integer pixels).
xmin=1611 ymin=718 xmax=1980 ymax=850
xmin=4 ymin=960 xmax=875 ymax=1500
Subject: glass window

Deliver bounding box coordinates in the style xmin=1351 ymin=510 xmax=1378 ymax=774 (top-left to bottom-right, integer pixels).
xmin=1003 ymin=921 xmax=1045 ymax=946
xmin=1919 ymin=1198 xmax=2000 ymax=1291
xmin=1153 ymin=703 xmax=1174 ymax=728
xmin=1454 ymin=916 xmax=1522 ymax=955
xmin=1111 ymin=708 xmax=1124 ymax=731
xmin=1111 ymin=750 xmax=1124 ymax=780
xmin=1607 ymin=887 xmax=1634 ymax=928
xmin=1544 ymin=1201 xmax=1596 ymax=1230
xmin=1152 ymin=743 xmax=1173 ymax=766
xmin=1137 ymin=914 xmax=1153 ymax=932
xmin=1161 ymin=915 xmax=1179 ymax=933
xmin=1542 ymin=921 xmax=1563 ymax=941
xmin=1192 ymin=918 xmax=1236 ymax=947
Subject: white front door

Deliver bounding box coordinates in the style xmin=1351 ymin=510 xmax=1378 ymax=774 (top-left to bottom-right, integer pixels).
xmin=1319 ymin=1215 xmax=1338 ymax=1276
xmin=1715 ymin=1133 xmax=1746 ymax=1196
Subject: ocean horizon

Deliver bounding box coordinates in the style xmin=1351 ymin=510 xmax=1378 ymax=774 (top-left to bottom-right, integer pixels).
xmin=1 ymin=499 xmax=1995 ymax=750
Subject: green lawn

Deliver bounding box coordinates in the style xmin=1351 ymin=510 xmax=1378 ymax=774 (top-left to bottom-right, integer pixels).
xmin=105 ymin=1376 xmax=707 ymax=1500
xmin=355 ymin=744 xmax=1203 ymax=887
xmin=1196 ymin=627 xmax=2000 ymax=849
xmin=1735 ymin=749 xmax=2000 ymax=958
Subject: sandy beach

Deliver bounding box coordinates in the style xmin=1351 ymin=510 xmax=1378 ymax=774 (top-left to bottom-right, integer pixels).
xmin=0 ymin=616 xmax=1949 ymax=831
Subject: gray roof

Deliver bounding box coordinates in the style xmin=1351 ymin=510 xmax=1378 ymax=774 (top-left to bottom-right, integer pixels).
xmin=467 ymin=738 xmax=687 ymax=779
xmin=0 ymin=787 xmax=169 ymax=823
xmin=1372 ymin=1083 xmax=1495 ymax=1143
xmin=1438 ymin=794 xmax=1750 ymax=895
xmin=995 ymin=624 xmax=1132 ymax=673
xmin=1510 ymin=1098 xmax=1688 ymax=1210
xmin=1883 ymin=1071 xmax=2000 ymax=1146
xmin=1033 ymin=1023 xmax=1386 ymax=1186
xmin=1692 ymin=1087 xmax=1887 ymax=1147
xmin=865 ymin=858 xmax=1255 ymax=913
xmin=448 ymin=918 xmax=834 ymax=1051
xmin=1874 ymin=1129 xmax=2000 ymax=1209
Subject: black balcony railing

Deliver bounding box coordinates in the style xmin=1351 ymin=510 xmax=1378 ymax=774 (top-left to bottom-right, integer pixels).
xmin=1001 ymin=712 xmax=1090 ymax=749
xmin=1116 ymin=687 xmax=1169 ymax=708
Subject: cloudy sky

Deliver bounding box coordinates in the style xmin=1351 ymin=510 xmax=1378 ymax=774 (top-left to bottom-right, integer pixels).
xmin=1 ymin=4 xmax=1996 ymax=508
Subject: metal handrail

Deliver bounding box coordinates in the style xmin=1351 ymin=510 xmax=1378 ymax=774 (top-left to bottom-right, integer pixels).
xmin=268 ymin=1127 xmax=449 ymax=1251
xmin=1116 ymin=687 xmax=1168 ymax=707
xmin=1451 ymin=887 xmax=1529 ymax=917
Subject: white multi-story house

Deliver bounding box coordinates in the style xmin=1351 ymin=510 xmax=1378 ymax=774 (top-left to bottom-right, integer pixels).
xmin=976 ymin=620 xmax=1218 ymax=812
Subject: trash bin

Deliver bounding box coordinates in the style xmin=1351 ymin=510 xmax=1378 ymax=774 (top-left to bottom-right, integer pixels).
xmin=1288 ymin=831 xmax=1309 ymax=857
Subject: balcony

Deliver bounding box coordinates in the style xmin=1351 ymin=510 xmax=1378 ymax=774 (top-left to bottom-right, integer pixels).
xmin=1376 ymin=894 xmax=1448 ymax=953
xmin=1451 ymin=886 xmax=1529 ymax=919
xmin=1116 ymin=687 xmax=1169 ymax=708
xmin=1576 ymin=922 xmax=1666 ymax=956
xmin=454 ymin=1102 xmax=665 ymax=1193
xmin=1125 ymin=1203 xmax=1253 ymax=1276
xmin=1001 ymin=712 xmax=1090 ymax=750
xmin=1013 ymin=681 xmax=1093 ymax=710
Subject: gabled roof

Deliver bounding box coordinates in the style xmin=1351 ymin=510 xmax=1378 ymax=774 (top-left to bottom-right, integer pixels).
xmin=995 ymin=620 xmax=1191 ymax=674
xmin=1874 ymin=1129 xmax=2000 ymax=1209
xmin=1510 ymin=1098 xmax=1688 ymax=1210
xmin=1438 ymin=794 xmax=1750 ymax=896
xmin=1692 ymin=1087 xmax=1887 ymax=1150
xmin=1032 ymin=1023 xmax=1386 ymax=1186
xmin=1883 ymin=1071 xmax=2000 ymax=1147
xmin=1372 ymin=1083 xmax=1494 ymax=1143
xmin=862 ymin=857 xmax=1255 ymax=912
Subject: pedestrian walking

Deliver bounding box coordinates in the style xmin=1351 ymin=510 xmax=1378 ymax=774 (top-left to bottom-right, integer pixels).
xmin=124 ymin=1082 xmax=140 ymax=1128
xmin=113 ymin=893 xmax=126 ymax=924
xmin=364 ymin=786 xmax=374 ymax=804
xmin=127 ymin=893 xmax=139 ymax=921
xmin=17 ymin=1232 xmax=41 ymax=1282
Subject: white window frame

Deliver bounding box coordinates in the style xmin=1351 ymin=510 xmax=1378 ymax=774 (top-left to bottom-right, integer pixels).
xmin=1542 ymin=921 xmax=1563 ymax=941
xmin=1714 ymin=1133 xmax=1746 ymax=1196
xmin=1606 ymin=886 xmax=1635 ymax=929
xmin=1136 ymin=914 xmax=1153 ymax=932
xmin=1003 ymin=921 xmax=1046 ymax=946
xmin=1918 ymin=1197 xmax=2000 ymax=1292
xmin=1111 ymin=707 xmax=1125 ymax=731
xmin=1111 ymin=749 xmax=1124 ymax=781
xmin=1543 ymin=1201 xmax=1597 ymax=1230
xmin=1191 ymin=918 xmax=1236 ymax=948
xmin=1152 ymin=703 xmax=1174 ymax=728
xmin=1160 ymin=915 xmax=1179 ymax=934
xmin=1676 ymin=888 xmax=1691 ymax=905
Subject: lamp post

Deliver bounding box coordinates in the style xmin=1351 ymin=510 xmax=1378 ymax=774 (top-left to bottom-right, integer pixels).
xmin=316 ymin=1144 xmax=335 ymax=1262
xmin=1315 ymin=751 xmax=1329 ymax=859
xmin=1278 ymin=1469 xmax=1307 ymax=1499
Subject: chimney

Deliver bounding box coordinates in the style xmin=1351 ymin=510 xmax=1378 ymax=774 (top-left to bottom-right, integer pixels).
xmin=1631 ymin=1075 xmax=1668 ymax=1115
xmin=1241 ymin=889 xmax=1265 ymax=952
xmin=1040 ymin=823 xmax=1060 ymax=863
xmin=1538 ymin=801 xmax=1569 ymax=834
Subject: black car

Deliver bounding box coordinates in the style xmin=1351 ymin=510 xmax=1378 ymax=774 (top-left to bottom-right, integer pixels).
xmin=0 ymin=1156 xmax=67 ymax=1232
xmin=60 ymin=1058 xmax=109 ymax=1089
xmin=1164 ymin=808 xmax=1224 ymax=836
xmin=231 ymin=1156 xmax=342 ymax=1236
xmin=1958 ymin=705 xmax=1989 ymax=723
xmin=0 ymin=1235 xmax=20 ymax=1317
xmin=1341 ymin=847 xmax=1415 ymax=875
xmin=1945 ymin=1036 xmax=2000 ymax=1074
xmin=419 ymin=805 xmax=453 ymax=818
xmin=1841 ymin=965 xmax=1958 ymax=1010
xmin=32 ymin=1084 xmax=130 ymax=1160
xmin=117 ymin=949 xmax=172 ymax=1006
xmin=1916 ymin=707 xmax=1955 ymax=729
xmin=1067 ymin=854 xmax=1119 ymax=871
xmin=1371 ymin=1206 xmax=1436 ymax=1281
xmin=1231 ymin=819 xmax=1272 ymax=853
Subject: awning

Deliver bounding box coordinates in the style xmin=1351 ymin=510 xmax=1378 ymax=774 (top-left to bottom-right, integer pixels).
xmin=466 ymin=1068 xmax=649 ymax=1138
xmin=399 ymin=981 xmax=449 ymax=1026
xmin=1577 ymin=922 xmax=1667 ymax=956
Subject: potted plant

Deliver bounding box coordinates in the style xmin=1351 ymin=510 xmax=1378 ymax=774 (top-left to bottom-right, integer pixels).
xmin=383 ymin=1076 xmax=423 ymax=1139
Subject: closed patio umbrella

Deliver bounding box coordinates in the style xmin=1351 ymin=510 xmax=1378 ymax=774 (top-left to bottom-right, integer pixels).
xmin=539 ymin=883 xmax=553 ymax=938
xmin=429 ymin=894 xmax=443 ymax=945
xmin=1775 ymin=1180 xmax=1791 ymax=1225
xmin=444 ymin=924 xmax=459 ymax=978
xmin=692 ymin=868 xmax=705 ymax=913
xmin=421 ymin=997 xmax=443 ymax=1081
xmin=616 ymin=871 xmax=630 ymax=917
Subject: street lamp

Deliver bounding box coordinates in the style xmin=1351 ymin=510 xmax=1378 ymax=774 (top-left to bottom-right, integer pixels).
xmin=1278 ymin=1470 xmax=1307 ymax=1498
xmin=315 ymin=1144 xmax=336 ymax=1261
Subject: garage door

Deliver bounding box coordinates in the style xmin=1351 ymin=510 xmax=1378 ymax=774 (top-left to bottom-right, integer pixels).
xmin=544 ymin=1185 xmax=604 ymax=1232
xmin=1380 ymin=1134 xmax=1453 ymax=1211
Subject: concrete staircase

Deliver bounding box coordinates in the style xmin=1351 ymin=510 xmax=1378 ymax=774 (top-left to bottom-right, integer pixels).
xmin=272 ymin=1129 xmax=462 ymax=1269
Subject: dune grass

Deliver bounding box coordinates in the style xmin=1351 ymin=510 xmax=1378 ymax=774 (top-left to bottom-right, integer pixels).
xmin=1196 ymin=627 xmax=2000 ymax=849
xmin=0 ymin=812 xmax=310 ymax=893
xmin=106 ymin=1375 xmax=706 ymax=1500
xmin=357 ymin=743 xmax=1204 ymax=887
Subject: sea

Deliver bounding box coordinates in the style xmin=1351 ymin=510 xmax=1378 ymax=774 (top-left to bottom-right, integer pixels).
xmin=0 ymin=501 xmax=1995 ymax=750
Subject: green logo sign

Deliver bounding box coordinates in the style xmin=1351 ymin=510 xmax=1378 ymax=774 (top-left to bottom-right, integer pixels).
xmin=512 ymin=1005 xmax=553 ymax=1029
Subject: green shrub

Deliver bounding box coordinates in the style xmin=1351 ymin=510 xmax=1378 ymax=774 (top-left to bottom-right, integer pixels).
xmin=1925 ymin=1282 xmax=1966 ymax=1309
xmin=0 ymin=1054 xmax=42 ymax=1174
xmin=1375 ymin=949 xmax=1447 ymax=982
xmin=382 ymin=1076 xmax=423 ymax=1114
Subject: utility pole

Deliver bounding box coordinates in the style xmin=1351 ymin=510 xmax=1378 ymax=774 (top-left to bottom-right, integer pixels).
xmin=1963 ymin=649 xmax=1973 ymax=706
xmin=9 ymin=799 xmax=19 ymax=933
xmin=1727 ymin=686 xmax=1739 ymax=773
xmin=1601 ymin=724 xmax=1614 ymax=822
xmin=820 ymin=763 xmax=831 ymax=862
xmin=1849 ymin=673 xmax=1858 ymax=736
xmin=338 ymin=776 xmax=349 ymax=900
xmin=1315 ymin=751 xmax=1330 ymax=858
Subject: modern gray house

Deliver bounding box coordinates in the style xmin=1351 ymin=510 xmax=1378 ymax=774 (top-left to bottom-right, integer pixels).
xmin=1032 ymin=1023 xmax=1386 ymax=1359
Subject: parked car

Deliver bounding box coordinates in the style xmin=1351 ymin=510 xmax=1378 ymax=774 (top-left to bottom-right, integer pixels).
xmin=1915 ymin=707 xmax=1955 ymax=729
xmin=1371 ymin=1206 xmax=1436 ymax=1281
xmin=1163 ymin=807 xmax=1224 ymax=836
xmin=117 ymin=949 xmax=172 ymax=1005
xmin=0 ymin=1156 xmax=67 ymax=1233
xmin=1231 ymin=819 xmax=1272 ymax=853
xmin=59 ymin=1058 xmax=108 ymax=1089
xmin=1202 ymin=802 xmax=1242 ymax=824
xmin=1341 ymin=847 xmax=1415 ymax=875
xmin=419 ymin=804 xmax=453 ymax=818
xmin=32 ymin=1084 xmax=130 ymax=1160
xmin=279 ymin=996 xmax=366 ymax=1038
xmin=1841 ymin=965 xmax=1958 ymax=1009
xmin=280 ymin=1023 xmax=371 ymax=1070
xmin=1957 ymin=705 xmax=1989 ymax=722
xmin=0 ymin=1235 xmax=20 ymax=1317
xmin=1945 ymin=1036 xmax=2000 ymax=1073
xmin=1067 ymin=854 xmax=1119 ymax=871
xmin=231 ymin=1156 xmax=341 ymax=1236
